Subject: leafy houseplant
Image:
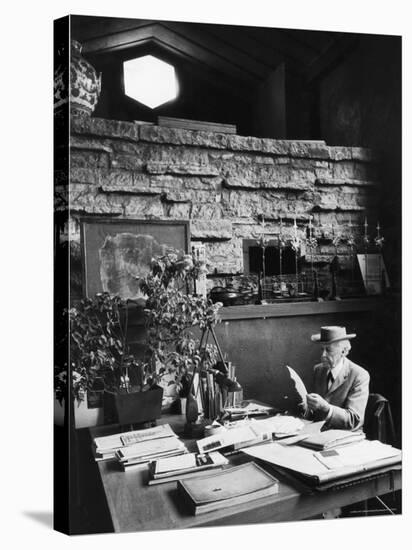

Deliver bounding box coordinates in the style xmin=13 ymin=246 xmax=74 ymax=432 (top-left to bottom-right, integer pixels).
xmin=54 ymin=250 xmax=223 ymax=426
xmin=54 ymin=292 xmax=163 ymax=427
xmin=140 ymin=252 xmax=222 ymax=401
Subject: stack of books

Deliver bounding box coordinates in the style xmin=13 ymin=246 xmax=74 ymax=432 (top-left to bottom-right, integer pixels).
xmin=93 ymin=424 xmax=183 ymax=462
xmin=177 ymin=462 xmax=279 ymax=515
xmin=148 ymin=451 xmax=229 ymax=485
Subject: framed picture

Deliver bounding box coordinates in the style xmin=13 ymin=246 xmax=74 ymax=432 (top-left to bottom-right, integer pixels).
xmin=80 ymin=218 xmax=190 ymax=299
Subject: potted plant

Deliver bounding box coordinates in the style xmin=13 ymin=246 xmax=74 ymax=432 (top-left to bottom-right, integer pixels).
xmin=55 ymin=292 xmax=164 ymax=428
xmin=139 ymin=251 xmax=223 ymax=411
xmin=54 ymin=250 xmax=223 ymax=428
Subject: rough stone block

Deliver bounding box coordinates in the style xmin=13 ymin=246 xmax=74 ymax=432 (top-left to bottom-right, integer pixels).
xmin=289 ymin=141 xmax=329 ymax=160
xmin=68 ymin=185 xmax=124 ymax=215
xmin=146 ymin=160 xmax=219 ymax=176
xmin=204 ymin=240 xmax=243 ymax=274
xmin=124 ymin=195 xmax=164 ymax=218
xmin=327 ymin=146 xmax=352 ymax=161
xmin=99 ymin=168 xmax=134 ymax=188
xmin=191 ymin=202 xmax=225 ymax=219
xmin=190 ymin=220 xmax=232 ymax=240
xmin=71 ymin=116 xmax=140 ymax=142
xmin=164 ymin=203 xmax=192 ymax=218
xmin=70 ymin=167 xmax=100 ymax=185
xmin=111 ymin=153 xmax=146 ymax=170
xmin=315 ymin=177 xmax=378 ymax=187
xmin=71 ymin=150 xmax=110 ymax=169
xmin=70 ymin=136 xmax=113 ymax=154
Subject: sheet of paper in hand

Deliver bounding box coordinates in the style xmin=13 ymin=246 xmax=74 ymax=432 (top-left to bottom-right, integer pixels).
xmin=270 ymin=364 xmax=307 ymax=415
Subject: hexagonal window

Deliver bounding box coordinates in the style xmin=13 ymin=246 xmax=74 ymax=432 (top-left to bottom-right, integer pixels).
xmin=123 ymin=55 xmax=179 ymax=109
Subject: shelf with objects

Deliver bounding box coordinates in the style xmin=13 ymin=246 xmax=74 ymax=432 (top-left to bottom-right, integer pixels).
xmin=207 ymin=213 xmax=390 ymax=308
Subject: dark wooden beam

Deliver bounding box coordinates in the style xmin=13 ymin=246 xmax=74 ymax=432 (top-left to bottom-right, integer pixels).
xmin=163 ymin=22 xmax=269 ymax=80
xmin=81 ymin=22 xmax=260 ymax=87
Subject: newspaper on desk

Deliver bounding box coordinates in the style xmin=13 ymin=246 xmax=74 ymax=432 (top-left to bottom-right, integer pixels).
xmin=243 ymin=439 xmax=401 ymax=485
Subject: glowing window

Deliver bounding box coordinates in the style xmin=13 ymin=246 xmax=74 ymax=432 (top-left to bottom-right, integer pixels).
xmin=123 ymin=55 xmax=178 ymax=109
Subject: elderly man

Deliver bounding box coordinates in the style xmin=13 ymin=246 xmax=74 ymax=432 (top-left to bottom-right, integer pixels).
xmin=305 ymin=326 xmax=370 ymax=430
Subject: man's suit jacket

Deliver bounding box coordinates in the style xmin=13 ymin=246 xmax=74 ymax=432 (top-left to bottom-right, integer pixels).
xmin=312 ymin=358 xmax=370 ymax=430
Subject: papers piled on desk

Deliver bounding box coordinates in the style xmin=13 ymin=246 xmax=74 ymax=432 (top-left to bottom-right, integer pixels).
xmin=197 ymin=415 xmax=304 ymax=454
xmin=148 ymin=451 xmax=229 ymax=485
xmin=243 ymin=438 xmax=401 ymax=487
xmin=224 ymin=402 xmax=274 ymax=419
xmin=116 ymin=436 xmax=188 ymax=470
xmin=93 ymin=424 xmax=180 ymax=462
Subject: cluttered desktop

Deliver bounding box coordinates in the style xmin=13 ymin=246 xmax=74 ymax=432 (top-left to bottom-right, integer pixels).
xmin=89 ymin=401 xmax=401 ymax=532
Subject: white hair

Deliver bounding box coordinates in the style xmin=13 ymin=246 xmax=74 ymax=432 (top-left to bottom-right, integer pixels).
xmin=340 ymin=340 xmax=351 ymax=356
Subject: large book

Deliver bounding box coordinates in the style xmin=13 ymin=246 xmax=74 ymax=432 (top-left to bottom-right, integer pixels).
xmin=177 ymin=462 xmax=279 ymax=515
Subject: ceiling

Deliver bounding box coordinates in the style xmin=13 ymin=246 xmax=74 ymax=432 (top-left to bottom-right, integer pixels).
xmin=71 ymin=16 xmax=359 ymax=88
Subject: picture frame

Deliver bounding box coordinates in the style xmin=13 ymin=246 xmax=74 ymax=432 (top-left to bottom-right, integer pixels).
xmin=80 ymin=218 xmax=190 ymax=299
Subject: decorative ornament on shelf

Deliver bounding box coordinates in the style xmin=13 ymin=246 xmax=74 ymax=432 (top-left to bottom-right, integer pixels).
xmin=278 ymin=216 xmax=286 ymax=279
xmin=253 ymin=215 xmax=271 ymax=294
xmin=346 ymin=215 xmax=357 ymax=283
xmin=363 ymin=217 xmax=370 ymax=248
xmin=330 ymin=224 xmax=342 ymax=300
xmin=331 ymin=223 xmax=343 ymax=255
xmin=305 ymin=215 xmax=318 ymax=261
xmin=54 ymin=39 xmax=101 ymax=117
xmin=374 ymin=222 xmax=385 ymax=249
xmin=290 ymin=213 xmax=302 ymax=293
xmin=374 ymin=222 xmax=386 ymax=294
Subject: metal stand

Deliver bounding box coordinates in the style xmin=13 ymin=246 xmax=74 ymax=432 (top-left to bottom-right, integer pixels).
xmin=186 ymin=323 xmax=227 ymax=427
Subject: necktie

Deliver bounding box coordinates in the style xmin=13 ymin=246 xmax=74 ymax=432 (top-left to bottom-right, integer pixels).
xmin=327 ymin=370 xmax=334 ymax=391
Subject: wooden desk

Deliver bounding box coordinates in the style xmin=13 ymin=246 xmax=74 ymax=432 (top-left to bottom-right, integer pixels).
xmin=90 ymin=416 xmax=401 ymax=533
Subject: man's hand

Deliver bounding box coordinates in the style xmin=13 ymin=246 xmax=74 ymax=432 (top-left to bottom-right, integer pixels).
xmin=306 ymin=393 xmax=331 ymax=416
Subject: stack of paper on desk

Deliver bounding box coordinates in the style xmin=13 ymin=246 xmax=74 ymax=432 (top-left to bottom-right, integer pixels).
xmin=196 ymin=415 xmax=304 ymax=454
xmin=297 ymin=429 xmax=365 ymax=450
xmin=177 ymin=462 xmax=279 ymax=515
xmin=116 ymin=437 xmax=188 ymax=470
xmin=224 ymin=402 xmax=274 ymax=418
xmin=93 ymin=424 xmax=178 ymax=461
xmin=243 ymin=439 xmax=401 ymax=487
xmin=148 ymin=451 xmax=229 ymax=485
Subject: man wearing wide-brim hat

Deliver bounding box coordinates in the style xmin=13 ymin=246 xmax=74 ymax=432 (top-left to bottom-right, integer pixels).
xmin=305 ymin=326 xmax=370 ymax=430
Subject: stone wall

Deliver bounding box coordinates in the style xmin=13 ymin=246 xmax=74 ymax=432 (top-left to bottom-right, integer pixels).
xmin=55 ymin=116 xmax=381 ymax=296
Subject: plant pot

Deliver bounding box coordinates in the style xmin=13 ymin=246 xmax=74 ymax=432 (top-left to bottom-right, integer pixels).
xmin=103 ymin=385 xmax=164 ymax=426
xmin=54 ymin=392 xmax=104 ymax=429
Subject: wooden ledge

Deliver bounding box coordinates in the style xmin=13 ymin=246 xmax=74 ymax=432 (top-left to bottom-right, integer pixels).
xmin=219 ymin=298 xmax=381 ymax=321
